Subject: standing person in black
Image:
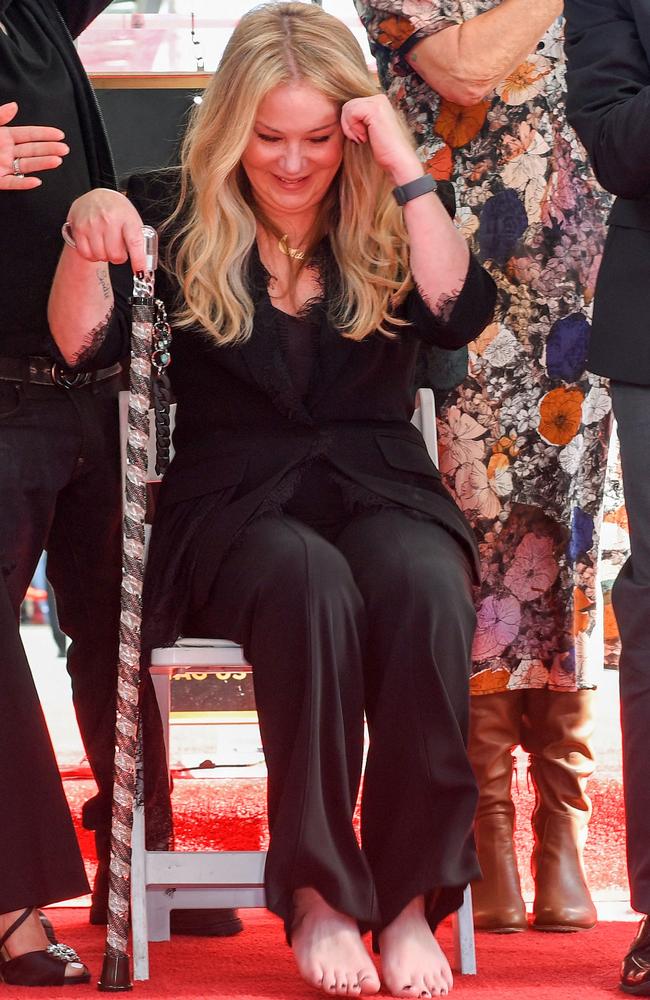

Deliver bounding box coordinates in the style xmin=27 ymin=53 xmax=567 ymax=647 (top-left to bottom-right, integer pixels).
xmin=49 ymin=4 xmax=496 ymax=996
xmin=565 ymin=0 xmax=650 ymax=994
xmin=0 ymin=74 xmax=95 ymax=986
xmin=0 ymin=1 xmax=239 ymax=983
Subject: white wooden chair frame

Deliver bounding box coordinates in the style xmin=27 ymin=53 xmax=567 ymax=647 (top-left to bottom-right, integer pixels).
xmin=118 ymin=388 xmax=476 ymax=981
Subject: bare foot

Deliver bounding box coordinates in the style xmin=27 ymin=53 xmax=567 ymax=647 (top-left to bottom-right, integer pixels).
xmin=291 ymin=888 xmax=380 ymax=996
xmin=0 ymin=908 xmax=87 ymax=980
xmin=378 ymin=897 xmax=452 ymax=998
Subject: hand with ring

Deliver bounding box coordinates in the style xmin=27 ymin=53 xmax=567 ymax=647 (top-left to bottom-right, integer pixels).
xmin=0 ymin=101 xmax=70 ymax=191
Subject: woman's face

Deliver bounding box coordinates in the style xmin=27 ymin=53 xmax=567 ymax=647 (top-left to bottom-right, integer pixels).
xmin=241 ymin=81 xmax=344 ymax=228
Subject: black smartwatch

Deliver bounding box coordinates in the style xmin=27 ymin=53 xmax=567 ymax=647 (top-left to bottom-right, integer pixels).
xmin=392 ymin=173 xmax=437 ymax=206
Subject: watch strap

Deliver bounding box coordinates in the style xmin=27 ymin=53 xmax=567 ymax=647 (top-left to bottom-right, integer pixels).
xmin=392 ymin=173 xmax=437 ymax=206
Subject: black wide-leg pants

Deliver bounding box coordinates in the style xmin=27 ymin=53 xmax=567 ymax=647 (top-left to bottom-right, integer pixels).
xmin=1 ymin=574 xmax=89 ymax=910
xmin=186 ymin=507 xmax=480 ymax=934
xmin=0 ymin=379 xmax=171 ymax=911
xmin=611 ymin=382 xmax=650 ymax=914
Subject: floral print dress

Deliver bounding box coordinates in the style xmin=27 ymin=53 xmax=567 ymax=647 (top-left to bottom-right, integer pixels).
xmin=355 ymin=0 xmax=614 ymax=692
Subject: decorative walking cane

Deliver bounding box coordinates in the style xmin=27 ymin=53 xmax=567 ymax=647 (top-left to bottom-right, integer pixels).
xmin=98 ymin=227 xmax=171 ymax=992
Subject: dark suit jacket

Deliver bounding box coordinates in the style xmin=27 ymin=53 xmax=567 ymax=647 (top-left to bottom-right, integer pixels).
xmin=30 ymin=0 xmax=117 ymax=188
xmin=565 ymin=0 xmax=650 ymax=382
xmin=125 ymin=171 xmax=496 ymax=619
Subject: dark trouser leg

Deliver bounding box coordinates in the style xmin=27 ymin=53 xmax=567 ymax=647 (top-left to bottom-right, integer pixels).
xmin=334 ymin=511 xmax=480 ymax=931
xmin=468 ymin=690 xmax=527 ymax=932
xmin=0 ymin=384 xmax=88 ymax=909
xmin=45 ymin=577 xmax=67 ymax=657
xmin=186 ymin=515 xmax=378 ymax=932
xmin=0 ymin=575 xmax=89 ymax=911
xmin=521 ymin=689 xmax=596 ymax=930
xmin=611 ymin=382 xmax=650 ymax=914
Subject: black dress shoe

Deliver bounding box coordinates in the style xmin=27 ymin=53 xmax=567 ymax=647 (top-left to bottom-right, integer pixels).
xmin=621 ymin=916 xmax=650 ymax=995
xmin=168 ymin=909 xmax=243 ymax=937
xmin=89 ymin=866 xmax=243 ymax=937
xmin=88 ymin=825 xmax=243 ymax=937
xmin=89 ymin=892 xmax=243 ymax=937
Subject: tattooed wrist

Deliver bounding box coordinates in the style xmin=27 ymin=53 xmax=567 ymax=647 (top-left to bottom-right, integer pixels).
xmin=70 ymin=306 xmax=114 ymax=367
xmin=97 ymin=267 xmax=111 ymax=300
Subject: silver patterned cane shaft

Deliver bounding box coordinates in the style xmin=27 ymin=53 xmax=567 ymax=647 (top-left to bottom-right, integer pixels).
xmin=98 ymin=227 xmax=159 ymax=992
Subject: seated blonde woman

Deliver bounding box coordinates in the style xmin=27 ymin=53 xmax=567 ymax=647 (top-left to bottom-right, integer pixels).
xmin=48 ymin=4 xmax=496 ymax=996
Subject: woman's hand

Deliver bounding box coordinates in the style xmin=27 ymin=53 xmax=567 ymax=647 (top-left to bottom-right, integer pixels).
xmin=65 ymin=188 xmax=147 ymax=272
xmin=0 ymin=101 xmax=69 ymax=190
xmin=340 ymin=94 xmax=423 ymax=186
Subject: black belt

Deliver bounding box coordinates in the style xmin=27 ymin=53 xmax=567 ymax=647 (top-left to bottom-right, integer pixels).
xmin=0 ymin=356 xmax=122 ymax=389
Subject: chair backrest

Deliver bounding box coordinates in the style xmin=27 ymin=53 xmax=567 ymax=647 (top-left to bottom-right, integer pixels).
xmin=118 ymin=386 xmax=438 ymax=486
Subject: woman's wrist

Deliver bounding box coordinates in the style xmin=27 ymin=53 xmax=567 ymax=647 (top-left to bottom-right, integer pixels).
xmin=389 ymin=155 xmax=425 ymax=188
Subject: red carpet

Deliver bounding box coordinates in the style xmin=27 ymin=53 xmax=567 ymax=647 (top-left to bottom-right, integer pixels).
xmin=37 ymin=774 xmax=628 ymax=997
xmin=64 ymin=773 xmax=629 ymax=899
xmin=13 ymin=908 xmax=636 ymax=999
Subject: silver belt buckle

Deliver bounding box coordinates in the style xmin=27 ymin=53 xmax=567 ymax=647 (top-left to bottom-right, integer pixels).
xmin=51 ymin=363 xmax=91 ymax=389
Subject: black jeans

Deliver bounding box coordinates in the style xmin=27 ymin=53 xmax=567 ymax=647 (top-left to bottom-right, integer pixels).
xmin=611 ymin=382 xmax=650 ymax=915
xmin=186 ymin=508 xmax=480 ymax=936
xmin=0 ymin=377 xmax=170 ymax=910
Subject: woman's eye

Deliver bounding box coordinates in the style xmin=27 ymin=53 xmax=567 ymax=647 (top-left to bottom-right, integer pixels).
xmin=310 ymin=135 xmax=332 ymax=144
xmin=257 ymin=134 xmax=282 ymax=143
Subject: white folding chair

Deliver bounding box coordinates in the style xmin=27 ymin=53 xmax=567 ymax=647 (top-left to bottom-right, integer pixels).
xmin=119 ymin=387 xmax=476 ymax=980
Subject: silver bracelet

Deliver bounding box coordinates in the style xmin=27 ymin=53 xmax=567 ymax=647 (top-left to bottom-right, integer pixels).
xmin=61 ymin=221 xmax=77 ymax=250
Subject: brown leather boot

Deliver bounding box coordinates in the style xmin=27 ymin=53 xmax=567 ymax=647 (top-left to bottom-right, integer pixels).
xmin=523 ymin=689 xmax=597 ymax=932
xmin=468 ymin=691 xmax=528 ymax=932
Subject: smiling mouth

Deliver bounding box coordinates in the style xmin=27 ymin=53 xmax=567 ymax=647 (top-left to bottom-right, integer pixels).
xmin=275 ymin=175 xmax=309 ymax=185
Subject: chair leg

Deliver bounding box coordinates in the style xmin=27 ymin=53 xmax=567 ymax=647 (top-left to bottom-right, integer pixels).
xmin=131 ymin=802 xmax=150 ymax=981
xmin=143 ymin=671 xmax=173 ymax=953
xmin=146 ymin=889 xmax=174 ymax=942
xmin=452 ymin=885 xmax=477 ymax=975
xmin=151 ymin=672 xmax=172 ymax=767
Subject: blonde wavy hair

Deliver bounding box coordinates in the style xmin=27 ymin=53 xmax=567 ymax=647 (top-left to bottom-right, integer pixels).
xmin=165 ymin=1 xmax=413 ymax=344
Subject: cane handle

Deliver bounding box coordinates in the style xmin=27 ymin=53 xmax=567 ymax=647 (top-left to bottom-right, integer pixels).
xmin=142 ymin=225 xmax=158 ymax=273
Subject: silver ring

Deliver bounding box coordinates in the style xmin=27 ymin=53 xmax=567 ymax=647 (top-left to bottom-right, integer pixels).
xmin=61 ymin=221 xmax=77 ymax=250
xmin=12 ymin=156 xmax=23 ymax=177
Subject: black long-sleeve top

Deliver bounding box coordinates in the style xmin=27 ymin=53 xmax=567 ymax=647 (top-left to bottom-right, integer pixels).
xmin=0 ymin=0 xmax=128 ymax=365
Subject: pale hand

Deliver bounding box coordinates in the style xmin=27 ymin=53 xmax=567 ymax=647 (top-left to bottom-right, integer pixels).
xmin=0 ymin=102 xmax=69 ymax=191
xmin=340 ymin=94 xmax=422 ymax=186
xmin=65 ymin=188 xmax=148 ymax=273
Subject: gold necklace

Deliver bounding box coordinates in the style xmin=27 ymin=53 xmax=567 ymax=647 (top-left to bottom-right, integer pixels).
xmin=278 ymin=234 xmax=305 ymax=261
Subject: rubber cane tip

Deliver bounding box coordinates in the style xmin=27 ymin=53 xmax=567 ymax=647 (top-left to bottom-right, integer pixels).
xmin=97 ymin=952 xmax=133 ymax=991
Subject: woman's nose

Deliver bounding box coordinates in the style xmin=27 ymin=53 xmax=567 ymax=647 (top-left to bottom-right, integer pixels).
xmin=279 ymin=143 xmax=305 ymax=175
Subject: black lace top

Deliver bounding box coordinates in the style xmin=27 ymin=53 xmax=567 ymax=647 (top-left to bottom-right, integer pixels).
xmin=275 ymin=307 xmax=319 ymax=401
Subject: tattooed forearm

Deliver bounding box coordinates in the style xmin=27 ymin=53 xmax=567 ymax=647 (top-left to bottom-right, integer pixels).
xmin=70 ymin=307 xmax=114 ymax=367
xmin=97 ymin=266 xmax=111 ymax=300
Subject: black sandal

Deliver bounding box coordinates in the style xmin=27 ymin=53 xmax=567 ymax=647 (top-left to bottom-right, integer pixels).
xmin=38 ymin=910 xmax=57 ymax=945
xmin=0 ymin=907 xmax=91 ymax=987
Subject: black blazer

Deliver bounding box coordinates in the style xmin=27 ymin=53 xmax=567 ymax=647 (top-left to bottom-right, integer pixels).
xmin=126 ymin=171 xmax=496 ymax=588
xmin=565 ymin=0 xmax=650 ymax=382
xmin=30 ymin=0 xmax=117 ymax=189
